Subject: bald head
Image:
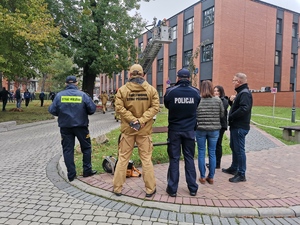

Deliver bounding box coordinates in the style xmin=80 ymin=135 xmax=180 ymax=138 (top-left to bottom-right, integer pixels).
xmin=235 ymin=73 xmax=247 ymax=84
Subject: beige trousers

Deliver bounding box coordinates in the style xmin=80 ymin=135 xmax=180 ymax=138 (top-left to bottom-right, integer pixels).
xmin=113 ymin=133 xmax=156 ymax=194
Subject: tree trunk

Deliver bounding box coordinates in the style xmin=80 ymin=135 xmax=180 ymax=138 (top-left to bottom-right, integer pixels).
xmin=82 ymin=65 xmax=96 ymax=97
xmin=41 ymin=73 xmax=47 ymax=92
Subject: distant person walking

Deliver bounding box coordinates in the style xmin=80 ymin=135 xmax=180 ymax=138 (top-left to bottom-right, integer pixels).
xmin=222 ymin=72 xmax=253 ymax=183
xmin=0 ymin=87 xmax=10 ymax=111
xmin=49 ymin=91 xmax=56 ymax=102
xmin=24 ymin=89 xmax=31 ymax=107
xmin=100 ymin=91 xmax=108 ymax=114
xmin=39 ymin=92 xmax=45 ymax=107
xmin=15 ymin=88 xmax=22 ymax=109
xmin=48 ymin=75 xmax=97 ymax=182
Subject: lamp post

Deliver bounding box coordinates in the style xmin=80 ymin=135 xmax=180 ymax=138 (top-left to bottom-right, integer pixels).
xmin=291 ymin=35 xmax=299 ymax=123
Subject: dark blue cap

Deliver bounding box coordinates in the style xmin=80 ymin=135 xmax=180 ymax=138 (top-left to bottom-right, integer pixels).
xmin=177 ymin=68 xmax=190 ymax=78
xmin=66 ymin=76 xmax=77 ymax=83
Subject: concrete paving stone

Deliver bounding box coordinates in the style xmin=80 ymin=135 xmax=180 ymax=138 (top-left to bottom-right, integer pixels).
xmin=257 ymin=207 xmax=295 ymax=217
xmin=18 ymin=221 xmax=31 ymax=225
xmin=48 ymin=212 xmax=64 ymax=218
xmin=79 ymin=209 xmax=95 ymax=215
xmin=219 ymin=207 xmax=259 ymax=218
xmin=269 ymin=217 xmax=288 ymax=225
xmin=23 ymin=214 xmax=36 ymax=221
xmin=83 ymin=215 xmax=94 ymax=221
xmin=185 ymin=214 xmax=195 ymax=223
xmin=227 ymin=218 xmax=239 ymax=225
xmin=115 ymin=212 xmax=129 ymax=218
xmin=149 ymin=209 xmax=160 ymax=218
xmin=70 ymin=213 xmax=85 ymax=220
xmin=61 ymin=213 xmax=72 ymax=219
xmin=118 ymin=203 xmax=131 ymax=213
xmin=93 ymin=215 xmax=109 ymax=222
xmin=134 ymin=207 xmax=146 ymax=217
xmin=142 ymin=208 xmax=154 ymax=218
xmin=7 ymin=213 xmax=21 ymax=219
xmin=61 ymin=219 xmax=73 ymax=225
xmin=278 ymin=218 xmax=294 ymax=225
xmin=38 ymin=216 xmax=51 ymax=223
xmin=218 ymin=217 xmax=230 ymax=225
xmin=0 ymin=212 xmax=11 ymax=218
xmin=86 ymin=222 xmax=98 ymax=225
xmin=69 ymin=220 xmax=87 ymax=225
xmin=132 ymin=220 xmax=143 ymax=225
xmin=202 ymin=215 xmax=212 ymax=224
xmin=118 ymin=218 xmax=135 ymax=224
xmin=48 ymin=217 xmax=65 ymax=224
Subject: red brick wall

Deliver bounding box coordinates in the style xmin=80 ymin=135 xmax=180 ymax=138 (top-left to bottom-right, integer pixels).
xmin=281 ymin=11 xmax=293 ymax=91
xmin=214 ymin=0 xmax=277 ymax=96
xmin=252 ymin=91 xmax=300 ymax=107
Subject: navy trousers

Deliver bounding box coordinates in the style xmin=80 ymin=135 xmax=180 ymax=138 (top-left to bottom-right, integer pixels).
xmin=60 ymin=126 xmax=92 ymax=180
xmin=167 ymin=130 xmax=198 ymax=194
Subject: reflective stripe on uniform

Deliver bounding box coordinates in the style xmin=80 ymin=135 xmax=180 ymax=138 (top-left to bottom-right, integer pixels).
xmin=61 ymin=96 xmax=82 ymax=103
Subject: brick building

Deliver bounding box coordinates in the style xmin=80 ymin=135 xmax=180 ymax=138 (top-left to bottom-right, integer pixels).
xmin=100 ymin=0 xmax=300 ymax=107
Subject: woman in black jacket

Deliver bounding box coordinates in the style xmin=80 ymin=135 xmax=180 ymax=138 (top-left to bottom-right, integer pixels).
xmin=213 ymin=85 xmax=228 ymax=169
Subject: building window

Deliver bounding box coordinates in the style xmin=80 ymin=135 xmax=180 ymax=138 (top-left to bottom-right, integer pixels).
xmin=169 ymin=55 xmax=177 ymax=69
xmin=184 ymin=50 xmax=193 ymax=66
xmin=139 ymin=42 xmax=144 ymax=51
xmin=185 ymin=17 xmax=194 ymax=34
xmin=276 ymin=19 xmax=282 ymax=34
xmin=171 ymin=26 xmax=177 ymax=40
xmin=292 ymin=23 xmax=297 ymax=38
xmin=157 ymin=59 xmax=163 ymax=71
xmin=157 ymin=85 xmax=163 ymax=98
xmin=203 ymin=7 xmax=214 ymax=27
xmin=202 ymin=44 xmax=213 ymax=62
xmin=291 ymin=53 xmax=296 ymax=68
xmin=275 ymin=51 xmax=281 ymax=66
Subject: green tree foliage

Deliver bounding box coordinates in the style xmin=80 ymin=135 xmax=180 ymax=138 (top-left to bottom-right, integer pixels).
xmin=46 ymin=0 xmax=150 ymax=96
xmin=0 ymin=0 xmax=60 ymax=80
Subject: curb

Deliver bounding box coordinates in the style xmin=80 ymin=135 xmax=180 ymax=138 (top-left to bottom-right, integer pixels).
xmin=57 ymin=155 xmax=300 ymax=218
xmin=0 ymin=121 xmax=16 ymax=132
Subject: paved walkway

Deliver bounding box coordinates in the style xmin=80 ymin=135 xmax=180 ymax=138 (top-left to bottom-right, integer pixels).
xmin=1 ymin=110 xmax=300 ymax=224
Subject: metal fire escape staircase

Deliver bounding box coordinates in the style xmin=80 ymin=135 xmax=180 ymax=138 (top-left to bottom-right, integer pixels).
xmin=139 ymin=21 xmax=173 ymax=74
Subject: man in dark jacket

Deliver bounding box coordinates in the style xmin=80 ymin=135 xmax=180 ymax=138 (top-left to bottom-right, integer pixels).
xmin=39 ymin=92 xmax=45 ymax=107
xmin=48 ymin=75 xmax=97 ymax=182
xmin=222 ymin=72 xmax=253 ymax=183
xmin=0 ymin=87 xmax=10 ymax=111
xmin=163 ymin=68 xmax=200 ymax=197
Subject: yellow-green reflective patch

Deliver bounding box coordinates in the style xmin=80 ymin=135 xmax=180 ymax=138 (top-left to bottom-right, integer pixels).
xmin=61 ymin=96 xmax=82 ymax=103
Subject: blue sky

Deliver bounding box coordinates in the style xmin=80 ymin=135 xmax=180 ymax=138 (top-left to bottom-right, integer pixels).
xmin=137 ymin=0 xmax=300 ymax=24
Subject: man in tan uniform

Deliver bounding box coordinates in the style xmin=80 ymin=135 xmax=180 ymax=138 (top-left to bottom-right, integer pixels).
xmin=100 ymin=91 xmax=108 ymax=114
xmin=113 ymin=64 xmax=159 ymax=198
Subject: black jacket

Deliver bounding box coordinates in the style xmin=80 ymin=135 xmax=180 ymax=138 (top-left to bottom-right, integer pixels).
xmin=220 ymin=96 xmax=229 ymax=130
xmin=164 ymin=79 xmax=200 ymax=131
xmin=228 ymin=83 xmax=252 ymax=130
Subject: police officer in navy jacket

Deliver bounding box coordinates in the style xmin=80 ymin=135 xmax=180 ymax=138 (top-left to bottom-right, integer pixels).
xmin=163 ymin=68 xmax=201 ymax=197
xmin=48 ymin=76 xmax=97 ymax=182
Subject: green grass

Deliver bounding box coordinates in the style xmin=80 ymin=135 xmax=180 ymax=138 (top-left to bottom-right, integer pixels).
xmin=251 ymin=106 xmax=300 ymax=145
xmin=0 ymin=100 xmax=54 ymax=124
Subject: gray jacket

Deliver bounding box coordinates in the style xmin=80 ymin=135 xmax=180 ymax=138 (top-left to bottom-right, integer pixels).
xmin=196 ymin=97 xmax=224 ymax=131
